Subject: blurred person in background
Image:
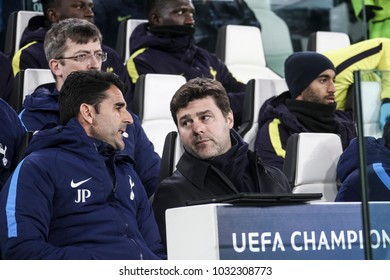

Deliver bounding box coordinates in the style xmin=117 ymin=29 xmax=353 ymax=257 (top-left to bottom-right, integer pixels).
xmin=351 ymin=0 xmax=390 ymax=39
xmin=93 ymin=0 xmax=145 ymax=49
xmin=12 ymin=0 xmax=133 ymax=103
xmin=192 ymin=0 xmax=260 ymax=52
xmin=323 ymin=38 xmax=390 ymax=129
xmin=127 ymin=0 xmax=247 ymax=127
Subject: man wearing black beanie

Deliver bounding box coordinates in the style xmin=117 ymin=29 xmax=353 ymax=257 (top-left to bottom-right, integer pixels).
xmin=255 ymin=51 xmax=357 ymax=170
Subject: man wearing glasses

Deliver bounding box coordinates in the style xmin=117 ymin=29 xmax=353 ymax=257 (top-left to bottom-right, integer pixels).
xmin=12 ymin=0 xmax=133 ymax=103
xmin=18 ymin=18 xmax=161 ymax=199
xmin=0 ymin=70 xmax=166 ymax=259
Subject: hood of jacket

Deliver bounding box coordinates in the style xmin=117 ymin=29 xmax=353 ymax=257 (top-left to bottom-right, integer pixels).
xmin=19 ymin=15 xmax=50 ymax=48
xmin=258 ymin=91 xmax=306 ymax=132
xmin=258 ymin=91 xmax=356 ymax=147
xmin=337 ymin=136 xmax=390 ymax=182
xmin=23 ymin=84 xmax=58 ymax=112
xmin=26 ymin=118 xmax=94 ymax=158
xmin=25 ymin=118 xmax=130 ymax=162
xmin=130 ymin=23 xmax=197 ymax=61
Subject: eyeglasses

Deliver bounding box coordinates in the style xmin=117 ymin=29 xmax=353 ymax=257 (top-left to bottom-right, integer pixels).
xmin=56 ymin=52 xmax=108 ymax=63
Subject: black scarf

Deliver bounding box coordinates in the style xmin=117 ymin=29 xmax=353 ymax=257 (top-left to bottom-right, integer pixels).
xmin=209 ymin=131 xmax=256 ymax=193
xmin=148 ymin=25 xmax=196 ymax=38
xmin=286 ymin=99 xmax=337 ymax=133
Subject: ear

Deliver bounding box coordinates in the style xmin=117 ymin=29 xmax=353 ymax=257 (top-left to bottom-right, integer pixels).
xmin=79 ymin=103 xmax=95 ymax=125
xmin=46 ymin=8 xmax=60 ymax=23
xmin=227 ymin=111 xmax=234 ymax=129
xmin=49 ymin=59 xmax=61 ymax=77
xmin=149 ymin=13 xmax=161 ymax=26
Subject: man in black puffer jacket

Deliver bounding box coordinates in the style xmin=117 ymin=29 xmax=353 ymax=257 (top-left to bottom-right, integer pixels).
xmin=152 ymin=77 xmax=291 ymax=247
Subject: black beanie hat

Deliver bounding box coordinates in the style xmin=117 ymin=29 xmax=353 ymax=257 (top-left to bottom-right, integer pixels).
xmin=284 ymin=51 xmax=335 ymax=99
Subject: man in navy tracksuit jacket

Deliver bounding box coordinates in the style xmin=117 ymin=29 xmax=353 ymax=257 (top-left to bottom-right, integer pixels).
xmin=12 ymin=1 xmax=134 ymax=103
xmin=126 ymin=0 xmax=246 ymax=126
xmin=19 ymin=86 xmax=159 ymax=198
xmin=0 ymin=70 xmax=166 ymax=260
xmin=336 ymin=118 xmax=390 ymax=201
xmin=255 ymin=52 xmax=356 ymax=170
xmin=0 ymin=99 xmax=26 ymax=191
xmin=18 ymin=18 xmax=160 ymax=198
xmin=0 ymin=51 xmax=14 ymax=103
xmin=256 ymin=91 xmax=357 ymax=171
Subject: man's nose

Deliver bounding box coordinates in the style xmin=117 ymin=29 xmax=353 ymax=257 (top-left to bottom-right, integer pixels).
xmin=84 ymin=7 xmax=94 ymax=18
xmin=87 ymin=55 xmax=101 ymax=69
xmin=184 ymin=13 xmax=195 ymax=25
xmin=329 ymin=80 xmax=336 ymax=93
xmin=192 ymin=120 xmax=204 ymax=134
xmin=123 ymin=110 xmax=133 ymax=125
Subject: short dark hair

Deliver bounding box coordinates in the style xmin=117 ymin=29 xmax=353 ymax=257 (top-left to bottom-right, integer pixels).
xmin=383 ymin=117 xmax=390 ymax=149
xmin=44 ymin=18 xmax=102 ymax=62
xmin=145 ymin=0 xmax=166 ymax=19
xmin=170 ymin=77 xmax=231 ymax=126
xmin=59 ymin=70 xmax=125 ymax=125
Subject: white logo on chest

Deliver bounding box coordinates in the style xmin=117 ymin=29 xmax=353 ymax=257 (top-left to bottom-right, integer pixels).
xmin=0 ymin=144 xmax=8 ymax=167
xmin=129 ymin=175 xmax=135 ymax=201
xmin=72 ymin=177 xmax=92 ymax=203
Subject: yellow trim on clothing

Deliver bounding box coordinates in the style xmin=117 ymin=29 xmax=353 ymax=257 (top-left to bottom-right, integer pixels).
xmin=126 ymin=48 xmax=147 ymax=84
xmin=323 ymin=38 xmax=390 ymax=110
xmin=269 ymin=118 xmax=286 ymax=158
xmin=12 ymin=41 xmax=38 ymax=76
xmin=209 ymin=67 xmax=217 ymax=79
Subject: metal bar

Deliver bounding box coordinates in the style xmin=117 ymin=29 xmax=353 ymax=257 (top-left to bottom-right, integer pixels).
xmin=353 ymin=70 xmax=372 ymax=260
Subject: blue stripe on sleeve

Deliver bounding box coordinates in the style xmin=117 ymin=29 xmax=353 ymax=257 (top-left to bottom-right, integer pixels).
xmin=6 ymin=159 xmax=25 ymax=237
xmin=373 ymin=162 xmax=390 ymax=190
xmin=18 ymin=109 xmax=28 ymax=131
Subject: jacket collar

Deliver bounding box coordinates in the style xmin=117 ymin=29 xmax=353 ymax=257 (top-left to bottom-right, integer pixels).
xmin=176 ymin=130 xmax=250 ymax=193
